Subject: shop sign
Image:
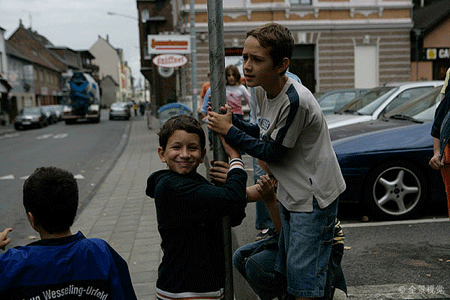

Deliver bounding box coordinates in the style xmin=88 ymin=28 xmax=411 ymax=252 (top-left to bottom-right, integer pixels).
xmin=152 ymin=54 xmax=188 ymax=68
xmin=426 ymin=48 xmax=450 ymax=60
xmin=148 ymin=35 xmax=190 ymax=54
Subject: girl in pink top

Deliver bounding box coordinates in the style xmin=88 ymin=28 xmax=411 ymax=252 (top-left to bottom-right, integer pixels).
xmin=226 ymin=65 xmax=252 ymax=119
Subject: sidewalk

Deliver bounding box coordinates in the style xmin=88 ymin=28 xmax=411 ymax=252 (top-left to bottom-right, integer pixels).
xmin=70 ymin=117 xmax=450 ymax=300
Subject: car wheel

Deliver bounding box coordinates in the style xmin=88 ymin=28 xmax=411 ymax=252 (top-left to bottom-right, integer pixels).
xmin=363 ymin=161 xmax=426 ymax=220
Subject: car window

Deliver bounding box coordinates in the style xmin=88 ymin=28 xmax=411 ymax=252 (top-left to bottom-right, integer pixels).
xmin=112 ymin=102 xmax=128 ymax=108
xmin=339 ymin=87 xmax=396 ymax=114
xmin=23 ymin=107 xmax=40 ymax=115
xmin=382 ymin=86 xmax=434 ymax=114
xmin=319 ymin=92 xmax=357 ymax=114
xmin=384 ymin=86 xmax=442 ymax=121
xmin=335 ymin=92 xmax=357 ymax=112
xmin=319 ymin=93 xmax=339 ymax=112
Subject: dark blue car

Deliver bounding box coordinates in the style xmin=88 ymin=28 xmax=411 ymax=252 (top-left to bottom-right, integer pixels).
xmin=333 ymin=122 xmax=445 ymax=220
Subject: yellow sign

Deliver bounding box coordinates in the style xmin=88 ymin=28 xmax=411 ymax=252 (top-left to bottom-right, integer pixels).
xmin=427 ymin=48 xmax=437 ymax=60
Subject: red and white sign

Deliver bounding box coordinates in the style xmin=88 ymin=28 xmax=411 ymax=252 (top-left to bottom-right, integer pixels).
xmin=148 ymin=35 xmax=191 ymax=54
xmin=152 ymin=54 xmax=188 ymax=68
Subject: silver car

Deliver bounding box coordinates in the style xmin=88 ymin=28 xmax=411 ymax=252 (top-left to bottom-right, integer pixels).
xmin=14 ymin=107 xmax=48 ymax=130
xmin=109 ymin=102 xmax=131 ymax=120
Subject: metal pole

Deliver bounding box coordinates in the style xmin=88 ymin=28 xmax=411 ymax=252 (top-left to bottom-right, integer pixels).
xmin=206 ymin=0 xmax=233 ymax=299
xmin=414 ymin=29 xmax=421 ymax=81
xmin=189 ymin=0 xmax=198 ymax=116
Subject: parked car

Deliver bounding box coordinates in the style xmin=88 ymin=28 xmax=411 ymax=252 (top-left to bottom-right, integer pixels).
xmin=109 ymin=102 xmax=131 ymax=120
xmin=41 ymin=106 xmax=58 ymax=124
xmin=316 ymin=88 xmax=368 ymax=114
xmin=329 ymin=85 xmax=443 ymax=141
xmin=332 ymin=86 xmax=446 ymax=220
xmin=47 ymin=105 xmax=63 ymax=122
xmin=325 ymin=81 xmax=444 ymax=129
xmin=14 ymin=107 xmax=48 ymax=130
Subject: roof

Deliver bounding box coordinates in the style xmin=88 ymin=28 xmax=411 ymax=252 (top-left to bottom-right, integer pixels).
xmin=413 ymin=0 xmax=450 ymax=34
xmin=6 ymin=40 xmax=60 ymax=72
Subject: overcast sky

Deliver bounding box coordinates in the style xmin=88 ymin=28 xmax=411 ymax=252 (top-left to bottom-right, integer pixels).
xmin=2 ymin=0 xmax=144 ymax=87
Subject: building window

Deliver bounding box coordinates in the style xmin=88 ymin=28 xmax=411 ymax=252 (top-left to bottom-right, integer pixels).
xmin=141 ymin=9 xmax=149 ymax=22
xmin=291 ymin=0 xmax=312 ymax=4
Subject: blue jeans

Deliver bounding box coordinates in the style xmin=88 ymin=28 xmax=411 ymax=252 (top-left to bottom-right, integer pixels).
xmin=253 ymin=158 xmax=274 ymax=230
xmin=233 ymin=235 xmax=286 ymax=300
xmin=234 ymin=202 xmax=346 ymax=300
xmin=275 ymin=199 xmax=338 ymax=298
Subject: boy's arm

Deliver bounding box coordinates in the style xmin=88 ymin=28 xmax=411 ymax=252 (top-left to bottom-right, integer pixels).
xmin=210 ymin=162 xmax=283 ymax=232
xmin=208 ymin=106 xmax=288 ymax=163
xmin=207 ymin=104 xmax=260 ymax=138
xmin=231 ymin=113 xmax=260 ymax=138
xmin=226 ymin=127 xmax=288 ymax=163
xmin=0 ymin=228 xmax=12 ymax=250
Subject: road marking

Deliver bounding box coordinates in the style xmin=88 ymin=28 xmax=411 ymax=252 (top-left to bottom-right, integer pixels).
xmin=53 ymin=133 xmax=68 ymax=139
xmin=1 ymin=174 xmax=84 ymax=180
xmin=0 ymin=133 xmax=20 ymax=139
xmin=36 ymin=133 xmax=68 ymax=140
xmin=341 ymin=218 xmax=449 ymax=228
xmin=37 ymin=134 xmax=53 ymax=140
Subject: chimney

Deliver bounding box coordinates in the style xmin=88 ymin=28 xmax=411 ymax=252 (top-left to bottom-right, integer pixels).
xmin=106 ymin=34 xmax=109 ymax=42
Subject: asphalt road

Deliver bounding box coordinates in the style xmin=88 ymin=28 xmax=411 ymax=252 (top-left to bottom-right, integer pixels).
xmin=0 ymin=110 xmax=130 ymax=248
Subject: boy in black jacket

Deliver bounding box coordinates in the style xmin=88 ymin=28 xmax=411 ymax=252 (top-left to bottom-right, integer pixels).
xmin=145 ymin=115 xmax=247 ymax=300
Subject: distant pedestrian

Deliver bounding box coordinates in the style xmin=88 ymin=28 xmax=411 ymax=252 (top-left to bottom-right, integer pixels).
xmin=139 ymin=101 xmax=145 ymax=116
xmin=225 ymin=64 xmax=251 ymax=120
xmin=199 ymin=71 xmax=211 ymax=115
xmin=145 ymin=115 xmax=247 ymax=300
xmin=429 ymin=67 xmax=450 ymax=218
xmin=133 ymin=101 xmax=138 ymax=116
xmin=145 ymin=102 xmax=152 ymax=129
xmin=0 ymin=166 xmax=137 ymax=300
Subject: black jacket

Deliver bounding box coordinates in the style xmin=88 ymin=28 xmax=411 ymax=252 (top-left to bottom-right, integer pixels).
xmin=146 ymin=168 xmax=247 ymax=295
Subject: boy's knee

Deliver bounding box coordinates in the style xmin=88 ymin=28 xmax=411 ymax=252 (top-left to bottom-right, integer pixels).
xmin=232 ymin=250 xmax=247 ymax=277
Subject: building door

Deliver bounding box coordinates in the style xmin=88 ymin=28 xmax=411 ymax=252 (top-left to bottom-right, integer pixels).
xmin=289 ymin=45 xmax=315 ymax=93
xmin=434 ymin=60 xmax=450 ymax=80
xmin=355 ymin=45 xmax=378 ymax=88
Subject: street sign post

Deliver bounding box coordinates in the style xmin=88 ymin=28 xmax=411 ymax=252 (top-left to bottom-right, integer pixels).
xmin=206 ymin=0 xmax=232 ymax=299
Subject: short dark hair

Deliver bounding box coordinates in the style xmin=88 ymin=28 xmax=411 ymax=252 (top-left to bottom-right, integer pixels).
xmin=247 ymin=23 xmax=294 ymax=75
xmin=226 ymin=65 xmax=241 ymax=85
xmin=158 ymin=115 xmax=206 ymax=150
xmin=23 ymin=167 xmax=78 ymax=234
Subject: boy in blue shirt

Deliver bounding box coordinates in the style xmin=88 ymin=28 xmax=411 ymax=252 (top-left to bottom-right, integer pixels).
xmin=0 ymin=166 xmax=137 ymax=300
xmin=207 ymin=23 xmax=346 ymax=300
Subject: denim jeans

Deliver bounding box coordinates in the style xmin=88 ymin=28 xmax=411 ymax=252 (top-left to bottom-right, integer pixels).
xmin=253 ymin=158 xmax=274 ymax=230
xmin=233 ymin=235 xmax=286 ymax=300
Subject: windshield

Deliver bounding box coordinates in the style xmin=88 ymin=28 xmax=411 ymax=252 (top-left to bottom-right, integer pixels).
xmin=22 ymin=107 xmax=41 ymax=115
xmin=338 ymin=86 xmax=397 ymax=115
xmin=111 ymin=103 xmax=128 ymax=108
xmin=384 ymin=86 xmax=442 ymax=122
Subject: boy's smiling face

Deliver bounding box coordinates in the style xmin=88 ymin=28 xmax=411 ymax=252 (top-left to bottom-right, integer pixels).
xmin=158 ymin=130 xmax=206 ymax=175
